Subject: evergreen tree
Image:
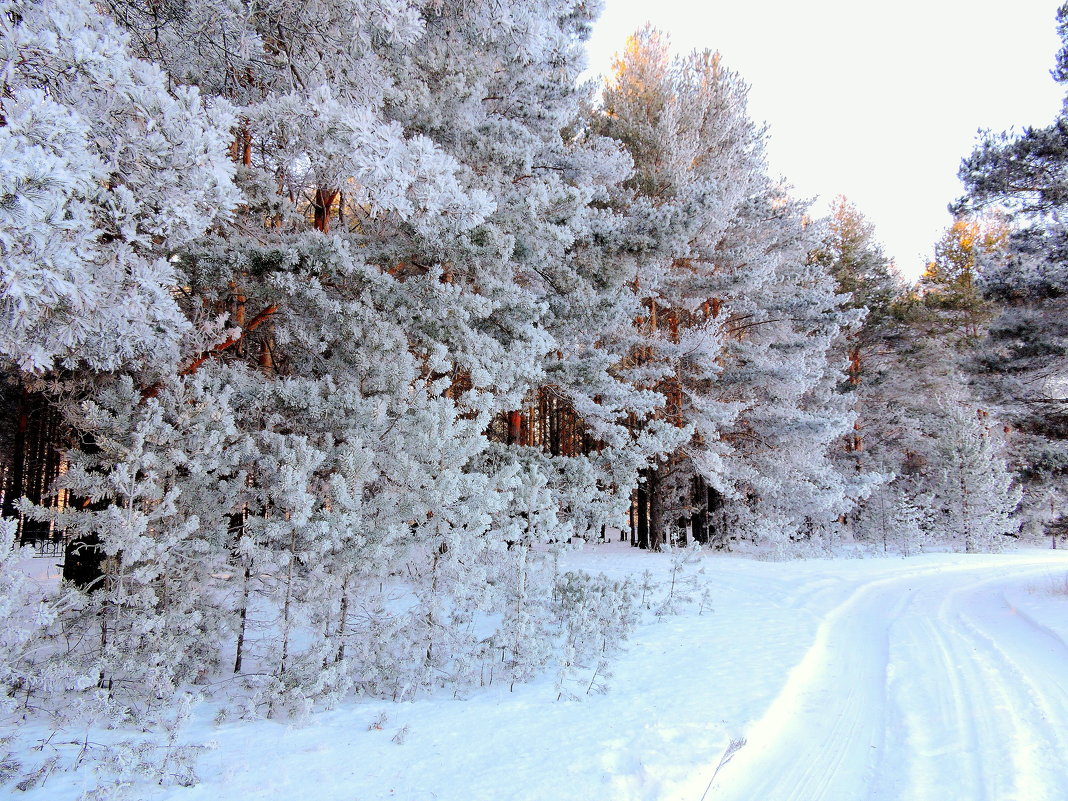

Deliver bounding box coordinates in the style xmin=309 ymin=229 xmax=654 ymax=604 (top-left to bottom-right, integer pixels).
xmin=4 ymin=0 xmax=660 ymax=725
xmin=917 ymin=215 xmax=1008 ymax=341
xmin=594 ymin=29 xmax=861 ymax=550
xmin=811 ymin=196 xmax=899 ymax=325
xmin=930 ymin=403 xmax=1021 ymax=552
xmin=954 ymin=2 xmax=1068 ymax=542
xmin=0 ymin=0 xmax=238 ymax=373
xmin=968 ymin=236 xmax=1068 ymax=542
xmin=806 ymin=197 xmax=944 ymax=549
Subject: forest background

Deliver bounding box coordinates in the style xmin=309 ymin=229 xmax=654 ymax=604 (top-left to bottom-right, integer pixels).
xmin=0 ymin=0 xmax=1066 ymax=795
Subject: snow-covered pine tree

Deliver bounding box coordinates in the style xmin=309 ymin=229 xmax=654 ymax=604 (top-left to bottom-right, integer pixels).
xmin=0 ymin=0 xmax=246 ymax=731
xmin=591 ymin=28 xmax=760 ymax=549
xmin=16 ymin=0 xmax=666 ymax=717
xmin=848 ymin=476 xmax=931 ymax=556
xmin=594 ymin=29 xmax=862 ymax=550
xmin=711 ymin=192 xmax=867 ymax=550
xmin=809 ymin=195 xmax=900 ymax=411
xmin=807 ymin=197 xmax=925 ymax=548
xmin=952 ymin=4 xmax=1068 ymax=544
xmin=929 ymin=402 xmax=1021 ymax=552
xmin=26 ymin=373 xmax=249 ymax=707
xmin=969 ymin=241 xmax=1068 ymax=542
xmin=0 ymin=0 xmax=238 ymax=373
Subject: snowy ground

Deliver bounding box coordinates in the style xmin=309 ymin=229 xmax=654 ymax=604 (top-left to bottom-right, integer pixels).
xmin=19 ymin=544 xmax=1068 ymax=801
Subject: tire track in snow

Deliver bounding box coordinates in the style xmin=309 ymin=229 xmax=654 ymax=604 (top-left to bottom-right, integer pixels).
xmin=703 ymin=572 xmax=916 ymax=801
xmin=888 ymin=569 xmax=1068 ymax=801
xmin=698 ymin=559 xmax=1068 ymax=801
xmin=890 ymin=586 xmax=1017 ymax=800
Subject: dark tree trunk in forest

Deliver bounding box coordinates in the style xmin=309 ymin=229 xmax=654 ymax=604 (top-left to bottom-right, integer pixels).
xmin=23 ymin=397 xmax=61 ymax=542
xmin=64 ymin=433 xmax=106 ymax=589
xmin=229 ymin=507 xmax=251 ymax=674
xmin=632 ymin=466 xmax=664 ymax=550
xmin=691 ymin=475 xmax=707 ymax=544
xmin=2 ymin=387 xmax=28 ymax=533
xmin=490 ymin=389 xmax=594 ymax=458
xmin=635 ymin=480 xmax=649 ymax=549
xmin=708 ymin=486 xmax=725 ymax=546
xmin=334 ymin=576 xmax=350 ymax=664
xmin=647 ymin=467 xmax=662 ymax=551
xmin=629 ymin=493 xmax=636 ymax=545
xmin=313 ymin=187 xmax=338 ymax=233
xmin=3 ymin=388 xmax=65 ymax=544
xmin=234 ymin=563 xmax=252 ymax=674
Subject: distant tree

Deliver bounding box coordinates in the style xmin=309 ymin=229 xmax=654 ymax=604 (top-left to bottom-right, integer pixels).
xmin=594 ymin=29 xmax=862 ymax=551
xmin=923 ymin=217 xmax=1008 ymax=290
xmin=811 ymin=196 xmax=899 ymax=323
xmin=809 ymin=195 xmax=899 ymax=405
xmin=930 ymin=404 xmax=1021 ymax=552
xmin=918 ymin=215 xmax=1008 ymax=340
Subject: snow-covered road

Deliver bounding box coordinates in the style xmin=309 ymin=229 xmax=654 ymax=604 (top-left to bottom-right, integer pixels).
xmin=28 ymin=547 xmax=1067 ymax=801
xmin=707 ymin=557 xmax=1068 ymax=801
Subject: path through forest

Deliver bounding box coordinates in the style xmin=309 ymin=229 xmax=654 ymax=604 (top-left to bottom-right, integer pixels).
xmin=704 ymin=556 xmax=1068 ymax=801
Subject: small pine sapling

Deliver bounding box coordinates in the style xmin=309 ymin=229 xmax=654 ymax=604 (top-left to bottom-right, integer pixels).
xmin=553 ymin=571 xmax=638 ymax=699
xmin=638 ymin=569 xmax=660 ymax=610
xmin=656 ymin=542 xmax=705 ymax=617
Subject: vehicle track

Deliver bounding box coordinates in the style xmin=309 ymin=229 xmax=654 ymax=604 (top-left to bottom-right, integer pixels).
xmin=705 ymin=559 xmax=1068 ymax=801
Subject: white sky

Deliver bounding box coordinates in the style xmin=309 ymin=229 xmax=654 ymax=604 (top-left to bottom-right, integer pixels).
xmin=583 ymin=0 xmax=1066 ymax=278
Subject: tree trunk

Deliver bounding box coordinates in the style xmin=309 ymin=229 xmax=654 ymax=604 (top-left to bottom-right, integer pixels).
xmin=313 ymin=187 xmax=339 ymax=233
xmin=707 ymin=486 xmax=723 ymax=545
xmin=63 ymin=432 xmax=106 ymax=589
xmin=691 ymin=475 xmax=707 ymax=544
xmin=848 ymin=345 xmax=862 ymax=385
xmin=635 ymin=480 xmax=649 ymax=549
xmin=507 ymin=410 xmax=522 ymax=445
xmin=335 ymin=576 xmax=350 ymax=664
xmin=230 ymin=509 xmax=251 ymax=674
xmin=629 ymin=492 xmax=636 ymax=546
xmin=647 ymin=468 xmax=662 ymax=552
xmin=22 ymin=395 xmax=59 ymax=543
xmin=2 ymin=388 xmax=28 ymax=536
